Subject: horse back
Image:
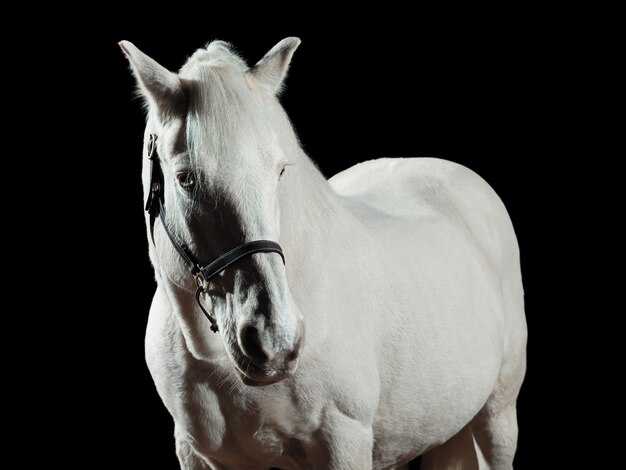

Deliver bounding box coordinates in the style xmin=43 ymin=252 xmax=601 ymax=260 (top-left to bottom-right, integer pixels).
xmin=330 ymin=157 xmax=520 ymax=280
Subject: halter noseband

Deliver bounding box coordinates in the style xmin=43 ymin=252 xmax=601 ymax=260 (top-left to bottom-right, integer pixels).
xmin=144 ymin=134 xmax=285 ymax=333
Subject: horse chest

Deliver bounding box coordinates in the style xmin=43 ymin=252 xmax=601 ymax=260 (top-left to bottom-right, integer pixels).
xmin=149 ymin=345 xmax=318 ymax=466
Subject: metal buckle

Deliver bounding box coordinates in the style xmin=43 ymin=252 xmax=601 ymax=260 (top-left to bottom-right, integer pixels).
xmin=147 ymin=133 xmax=157 ymax=160
xmin=194 ymin=271 xmax=207 ymax=292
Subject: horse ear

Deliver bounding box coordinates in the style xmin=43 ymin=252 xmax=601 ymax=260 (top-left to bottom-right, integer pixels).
xmin=250 ymin=37 xmax=301 ymax=94
xmin=119 ymin=40 xmax=184 ymax=118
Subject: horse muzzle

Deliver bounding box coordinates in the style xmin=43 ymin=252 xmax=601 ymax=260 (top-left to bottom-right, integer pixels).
xmin=234 ymin=324 xmax=303 ymax=386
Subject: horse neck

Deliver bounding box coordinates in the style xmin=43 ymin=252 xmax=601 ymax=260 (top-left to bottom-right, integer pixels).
xmin=278 ymin=144 xmax=349 ymax=262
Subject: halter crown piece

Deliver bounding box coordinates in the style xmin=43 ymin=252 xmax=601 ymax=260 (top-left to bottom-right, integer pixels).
xmin=144 ymin=134 xmax=285 ymax=333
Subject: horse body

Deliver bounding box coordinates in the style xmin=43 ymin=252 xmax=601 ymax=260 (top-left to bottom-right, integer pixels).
xmin=330 ymin=157 xmax=525 ymax=468
xmin=123 ymin=38 xmax=526 ymax=469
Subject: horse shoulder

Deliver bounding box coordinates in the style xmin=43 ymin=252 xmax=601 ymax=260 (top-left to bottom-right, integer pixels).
xmin=145 ymin=288 xmax=228 ymax=453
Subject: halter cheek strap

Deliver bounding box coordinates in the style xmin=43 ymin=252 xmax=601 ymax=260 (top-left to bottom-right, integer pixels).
xmin=145 ymin=134 xmax=285 ymax=333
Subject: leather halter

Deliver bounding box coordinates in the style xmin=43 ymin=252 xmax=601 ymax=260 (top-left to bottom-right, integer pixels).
xmin=144 ymin=134 xmax=285 ymax=333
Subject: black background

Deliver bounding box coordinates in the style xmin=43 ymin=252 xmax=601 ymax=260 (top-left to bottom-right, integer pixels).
xmin=71 ymin=13 xmax=590 ymax=469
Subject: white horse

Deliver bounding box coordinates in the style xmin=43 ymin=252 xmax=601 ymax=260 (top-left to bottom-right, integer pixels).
xmin=120 ymin=37 xmax=527 ymax=470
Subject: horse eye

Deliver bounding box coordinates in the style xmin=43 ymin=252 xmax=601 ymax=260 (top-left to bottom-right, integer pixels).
xmin=279 ymin=167 xmax=286 ymax=178
xmin=176 ymin=171 xmax=196 ymax=190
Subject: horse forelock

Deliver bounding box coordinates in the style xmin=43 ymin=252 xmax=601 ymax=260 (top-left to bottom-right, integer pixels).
xmin=173 ymin=43 xmax=275 ymax=194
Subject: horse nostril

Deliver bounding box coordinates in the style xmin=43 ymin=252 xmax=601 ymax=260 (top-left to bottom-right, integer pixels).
xmin=240 ymin=326 xmax=271 ymax=365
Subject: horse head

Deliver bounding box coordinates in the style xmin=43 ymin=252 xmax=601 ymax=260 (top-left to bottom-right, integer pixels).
xmin=120 ymin=38 xmax=304 ymax=386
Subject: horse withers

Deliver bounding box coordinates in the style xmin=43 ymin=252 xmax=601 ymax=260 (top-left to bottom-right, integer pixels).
xmin=120 ymin=37 xmax=527 ymax=469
